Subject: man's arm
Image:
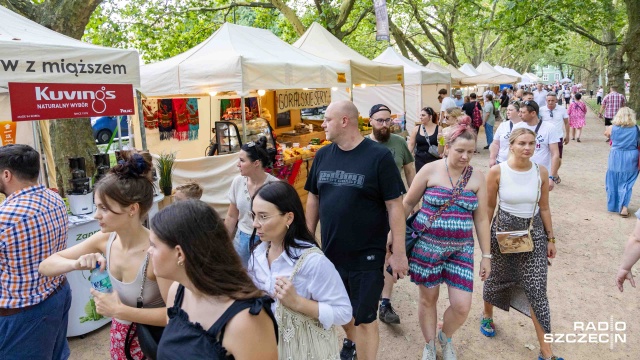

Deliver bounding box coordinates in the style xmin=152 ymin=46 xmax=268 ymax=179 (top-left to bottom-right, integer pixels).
xmin=403 ymin=163 xmax=416 ymax=188
xmin=489 ymin=139 xmax=500 ymax=167
xmin=385 ymin=196 xmax=408 ymax=281
xmin=563 ymin=117 xmax=570 ymax=144
xmin=305 ymin=193 xmax=320 ymax=234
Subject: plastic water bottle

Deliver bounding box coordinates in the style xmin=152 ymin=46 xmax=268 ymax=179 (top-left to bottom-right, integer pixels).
xmin=89 ymin=264 xmax=113 ymax=293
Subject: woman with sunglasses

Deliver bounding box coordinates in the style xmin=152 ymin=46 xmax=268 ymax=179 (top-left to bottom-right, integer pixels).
xmin=225 ymin=136 xmax=279 ymax=267
xmin=247 ymin=181 xmax=351 ymax=359
xmin=489 ymin=101 xmax=523 ymax=167
xmin=408 ymin=107 xmax=440 ymax=172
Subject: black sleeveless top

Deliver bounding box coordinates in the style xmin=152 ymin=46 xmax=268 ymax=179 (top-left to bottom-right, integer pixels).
xmin=158 ymin=285 xmax=277 ymax=360
xmin=415 ymin=124 xmax=439 ymax=165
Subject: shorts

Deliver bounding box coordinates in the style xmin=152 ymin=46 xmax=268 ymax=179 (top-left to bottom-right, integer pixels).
xmin=234 ymin=229 xmax=260 ymax=268
xmin=605 ymin=118 xmax=613 ymax=126
xmin=409 ymin=238 xmax=474 ymax=293
xmin=335 ymin=266 xmax=384 ymax=325
xmin=558 ymin=138 xmax=564 ymax=158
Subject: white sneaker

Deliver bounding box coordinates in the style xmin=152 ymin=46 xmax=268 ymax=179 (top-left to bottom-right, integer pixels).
xmin=438 ymin=330 xmax=457 ymax=360
xmin=421 ymin=340 xmax=436 ymax=360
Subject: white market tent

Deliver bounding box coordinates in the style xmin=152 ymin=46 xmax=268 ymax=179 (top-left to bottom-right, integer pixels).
xmin=425 ymin=62 xmax=461 ymax=85
xmin=524 ymin=72 xmax=540 ymax=82
xmin=141 ymin=22 xmax=350 ymax=96
xmin=372 ymin=47 xmax=451 ymax=131
xmin=459 ymin=63 xmax=480 ymax=76
xmin=0 ymin=5 xmax=140 ymax=120
xmin=459 ymin=62 xmax=520 ymax=86
xmin=0 ymin=5 xmax=141 ymax=187
xmin=292 ymin=22 xmax=404 ymax=118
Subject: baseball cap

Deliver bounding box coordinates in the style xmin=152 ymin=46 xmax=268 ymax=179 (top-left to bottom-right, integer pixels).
xmin=369 ymin=104 xmax=391 ymax=118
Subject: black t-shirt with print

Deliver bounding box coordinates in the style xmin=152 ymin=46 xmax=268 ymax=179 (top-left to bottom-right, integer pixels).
xmin=305 ymin=138 xmax=406 ymax=270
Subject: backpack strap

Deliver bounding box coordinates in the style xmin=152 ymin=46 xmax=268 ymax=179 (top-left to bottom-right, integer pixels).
xmin=535 ymin=119 xmax=543 ymax=134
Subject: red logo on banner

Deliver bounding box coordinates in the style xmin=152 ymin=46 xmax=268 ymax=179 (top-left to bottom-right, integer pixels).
xmin=8 ymin=82 xmax=135 ymax=121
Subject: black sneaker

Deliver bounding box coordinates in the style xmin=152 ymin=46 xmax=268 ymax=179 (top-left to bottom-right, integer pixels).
xmin=379 ymin=304 xmax=401 ymax=324
xmin=340 ymin=338 xmax=356 ymax=360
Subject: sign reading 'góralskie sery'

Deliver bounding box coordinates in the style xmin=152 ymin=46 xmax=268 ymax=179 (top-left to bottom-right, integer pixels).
xmin=8 ymin=82 xmax=135 ymax=121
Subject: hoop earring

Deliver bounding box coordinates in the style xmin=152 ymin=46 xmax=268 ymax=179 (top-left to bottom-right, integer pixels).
xmin=286 ymin=224 xmax=290 ymax=230
xmin=177 ymin=260 xmax=184 ymax=266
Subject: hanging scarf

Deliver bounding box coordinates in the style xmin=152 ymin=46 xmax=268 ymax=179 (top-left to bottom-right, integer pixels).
xmin=186 ymin=98 xmax=200 ymax=140
xmin=158 ymin=99 xmax=174 ymax=140
xmin=172 ymin=98 xmax=189 ymax=141
xmin=142 ymin=99 xmax=158 ymax=130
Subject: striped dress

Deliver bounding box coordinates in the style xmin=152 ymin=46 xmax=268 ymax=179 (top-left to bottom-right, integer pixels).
xmin=409 ymin=186 xmax=478 ymax=292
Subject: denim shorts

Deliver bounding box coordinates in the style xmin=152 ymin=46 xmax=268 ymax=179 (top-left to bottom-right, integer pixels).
xmin=234 ymin=229 xmax=260 ymax=268
xmin=0 ymin=280 xmax=72 ymax=360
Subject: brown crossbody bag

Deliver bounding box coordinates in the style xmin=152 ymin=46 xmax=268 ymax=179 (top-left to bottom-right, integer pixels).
xmin=495 ymin=164 xmax=540 ymax=254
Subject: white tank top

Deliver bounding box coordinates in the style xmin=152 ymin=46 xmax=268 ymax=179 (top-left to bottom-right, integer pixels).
xmin=498 ymin=162 xmax=540 ymax=218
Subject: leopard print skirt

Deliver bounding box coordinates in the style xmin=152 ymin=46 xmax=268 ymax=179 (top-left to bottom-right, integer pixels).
xmin=482 ymin=208 xmax=551 ymax=333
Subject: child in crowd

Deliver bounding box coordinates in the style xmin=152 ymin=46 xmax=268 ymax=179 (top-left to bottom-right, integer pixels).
xmin=174 ymin=181 xmax=203 ymax=201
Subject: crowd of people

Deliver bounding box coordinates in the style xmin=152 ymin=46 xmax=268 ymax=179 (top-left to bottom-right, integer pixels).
xmin=0 ymin=82 xmax=637 ymax=360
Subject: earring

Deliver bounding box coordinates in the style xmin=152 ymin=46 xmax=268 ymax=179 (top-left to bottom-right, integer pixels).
xmin=177 ymin=260 xmax=184 ymax=266
xmin=129 ymin=213 xmax=134 ymax=217
xmin=286 ymin=224 xmax=290 ymax=229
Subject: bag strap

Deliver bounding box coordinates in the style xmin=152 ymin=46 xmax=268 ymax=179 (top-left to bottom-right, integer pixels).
xmin=535 ymin=119 xmax=543 ymax=134
xmin=509 ymin=121 xmax=513 ymax=131
xmin=290 ymin=247 xmax=323 ymax=282
xmin=495 ymin=164 xmax=540 ymax=230
xmin=426 ymin=165 xmax=473 ymax=225
xmin=125 ymin=253 xmax=151 ymax=360
xmin=137 ymin=253 xmax=150 ymax=309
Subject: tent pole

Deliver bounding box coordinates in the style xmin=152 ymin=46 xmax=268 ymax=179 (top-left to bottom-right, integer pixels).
xmin=240 ymin=96 xmax=247 ymax=144
xmin=32 ymin=121 xmax=48 ymax=187
xmin=135 ymin=90 xmax=148 ymax=151
xmin=117 ymin=117 xmax=123 ymax=151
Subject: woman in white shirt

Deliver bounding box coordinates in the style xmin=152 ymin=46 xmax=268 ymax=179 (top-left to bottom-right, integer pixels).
xmin=248 ymin=181 xmax=352 ymax=359
xmin=225 ymin=136 xmax=279 ymax=267
xmin=481 ymin=128 xmax=562 ymax=360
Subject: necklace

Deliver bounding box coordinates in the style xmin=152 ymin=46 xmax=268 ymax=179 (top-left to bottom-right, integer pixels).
xmin=266 ymin=241 xmax=271 ymax=259
xmin=445 ymin=159 xmax=467 ymax=189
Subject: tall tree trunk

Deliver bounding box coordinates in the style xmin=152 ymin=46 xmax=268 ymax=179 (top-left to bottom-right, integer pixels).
xmin=603 ymin=29 xmax=626 ymax=92
xmin=5 ymin=0 xmax=102 ymax=196
xmin=623 ymin=0 xmax=640 ymax=114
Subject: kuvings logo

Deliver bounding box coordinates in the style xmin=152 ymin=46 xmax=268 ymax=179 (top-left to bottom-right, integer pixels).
xmin=34 ymin=86 xmax=116 ymax=114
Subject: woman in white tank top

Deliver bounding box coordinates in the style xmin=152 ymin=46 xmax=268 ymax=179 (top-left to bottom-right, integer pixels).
xmin=40 ymin=151 xmax=170 ymax=360
xmin=480 ymin=128 xmax=564 ymax=360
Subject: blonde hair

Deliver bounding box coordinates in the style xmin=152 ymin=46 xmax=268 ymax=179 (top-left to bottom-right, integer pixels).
xmin=612 ymin=107 xmax=637 ymax=127
xmin=508 ymin=128 xmax=537 ymax=145
xmin=175 ymin=181 xmax=203 ymax=200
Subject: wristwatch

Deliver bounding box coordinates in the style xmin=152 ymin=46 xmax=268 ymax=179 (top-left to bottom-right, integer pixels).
xmin=547 ymin=237 xmax=556 ymax=243
xmin=482 ymin=254 xmax=492 ymax=259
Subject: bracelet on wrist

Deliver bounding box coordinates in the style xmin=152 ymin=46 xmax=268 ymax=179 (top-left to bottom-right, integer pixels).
xmin=482 ymin=254 xmax=492 ymax=259
xmin=547 ymin=237 xmax=556 ymax=243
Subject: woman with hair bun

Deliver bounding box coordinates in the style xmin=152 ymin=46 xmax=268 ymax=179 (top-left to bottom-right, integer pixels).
xmin=225 ymin=136 xmax=280 ymax=267
xmin=402 ymin=117 xmax=491 ymax=360
xmin=40 ymin=150 xmax=171 ymax=360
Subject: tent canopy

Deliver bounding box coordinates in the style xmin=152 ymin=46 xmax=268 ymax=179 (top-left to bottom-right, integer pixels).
xmin=459 ymin=63 xmax=480 ymax=76
xmin=373 ymin=47 xmax=450 ymax=85
xmin=523 ymin=72 xmax=540 ymax=82
xmin=445 ymin=64 xmax=472 ymax=82
xmin=0 ymin=6 xmax=140 ymax=93
xmin=293 ymin=22 xmax=403 ymax=85
xmin=459 ymin=62 xmax=520 ymax=85
xmin=140 ymin=23 xmax=351 ymax=97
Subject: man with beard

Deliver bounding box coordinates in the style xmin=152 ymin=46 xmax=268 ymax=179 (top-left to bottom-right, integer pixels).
xmin=367 ymin=104 xmax=415 ymax=325
xmin=0 ymin=144 xmax=70 ymax=359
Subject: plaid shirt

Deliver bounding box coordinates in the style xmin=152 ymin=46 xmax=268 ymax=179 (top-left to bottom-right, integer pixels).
xmin=602 ymin=92 xmax=626 ymax=119
xmin=0 ymin=185 xmax=68 ymax=308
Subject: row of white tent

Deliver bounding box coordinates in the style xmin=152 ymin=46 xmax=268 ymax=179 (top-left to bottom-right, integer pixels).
xmin=1 ymin=5 xmax=536 ymax=144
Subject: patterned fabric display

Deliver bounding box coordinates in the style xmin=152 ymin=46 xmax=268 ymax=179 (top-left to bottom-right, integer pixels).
xmin=158 ymin=99 xmax=174 ymax=140
xmin=142 ymin=99 xmax=159 ymax=129
xmin=186 ymin=98 xmax=199 ymax=140
xmin=172 ymin=99 xmax=189 ymax=141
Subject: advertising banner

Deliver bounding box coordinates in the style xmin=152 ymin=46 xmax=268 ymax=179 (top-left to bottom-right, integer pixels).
xmin=374 ymin=0 xmax=390 ymax=41
xmin=0 ymin=121 xmax=17 ymax=145
xmin=8 ymin=82 xmax=135 ymax=121
xmin=276 ymin=89 xmax=331 ymax=113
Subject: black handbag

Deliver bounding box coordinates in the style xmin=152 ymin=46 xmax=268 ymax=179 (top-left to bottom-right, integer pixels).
xmin=125 ymin=254 xmax=165 ymax=360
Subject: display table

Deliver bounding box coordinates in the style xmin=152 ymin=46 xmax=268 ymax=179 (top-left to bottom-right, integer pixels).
xmin=66 ymin=194 xmax=165 ymax=337
xmin=277 ymin=130 xmax=326 ymax=147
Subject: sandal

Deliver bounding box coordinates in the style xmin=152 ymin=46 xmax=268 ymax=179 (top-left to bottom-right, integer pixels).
xmin=577 ymin=138 xmax=581 ymax=142
xmin=621 ymin=211 xmax=629 ymax=218
xmin=480 ymin=317 xmax=495 ymax=337
xmin=538 ymin=354 xmax=564 ymax=360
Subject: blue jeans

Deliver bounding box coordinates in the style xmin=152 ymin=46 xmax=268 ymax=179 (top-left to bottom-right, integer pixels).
xmin=234 ymin=230 xmax=260 ymax=268
xmin=485 ymin=123 xmax=494 ymax=147
xmin=0 ymin=280 xmax=72 ymax=360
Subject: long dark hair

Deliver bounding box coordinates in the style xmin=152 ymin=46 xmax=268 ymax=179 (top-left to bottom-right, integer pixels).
xmin=151 ymin=200 xmax=263 ymax=299
xmin=94 ymin=150 xmax=154 ymax=216
xmin=250 ymin=181 xmax=318 ymax=260
xmin=241 ymin=136 xmax=275 ymax=168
